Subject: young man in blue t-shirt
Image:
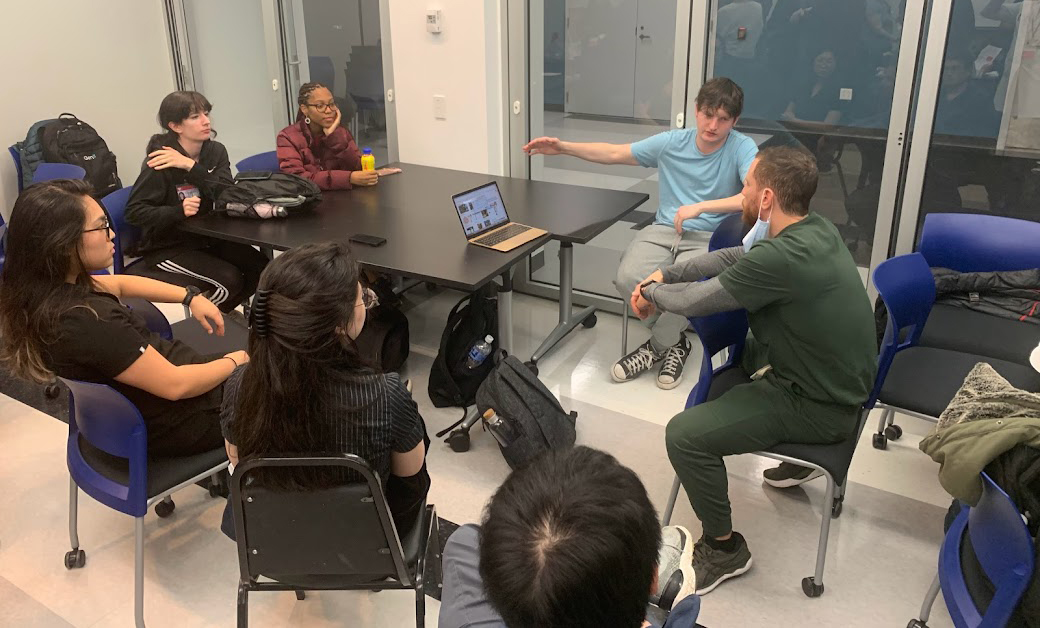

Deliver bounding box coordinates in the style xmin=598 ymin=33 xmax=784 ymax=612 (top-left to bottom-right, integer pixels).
xmin=524 ymin=78 xmax=758 ymax=389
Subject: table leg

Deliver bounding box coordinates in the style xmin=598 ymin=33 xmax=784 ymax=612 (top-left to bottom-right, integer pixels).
xmin=529 ymin=242 xmax=596 ymax=365
xmin=498 ymin=269 xmax=514 ymax=356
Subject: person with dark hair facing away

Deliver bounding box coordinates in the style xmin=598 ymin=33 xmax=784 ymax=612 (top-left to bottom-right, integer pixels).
xmin=631 ymin=146 xmax=876 ymax=593
xmin=276 ymin=82 xmax=401 ymax=191
xmin=523 ymin=78 xmax=758 ymax=391
xmin=439 ymin=446 xmax=703 ymax=628
xmin=219 ymin=242 xmax=429 ymax=538
xmin=0 ymin=179 xmax=246 ymax=457
xmin=125 ymin=91 xmax=269 ymax=313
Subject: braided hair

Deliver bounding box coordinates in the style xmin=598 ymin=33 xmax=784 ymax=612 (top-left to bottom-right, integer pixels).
xmin=297 ymin=82 xmax=329 ymax=106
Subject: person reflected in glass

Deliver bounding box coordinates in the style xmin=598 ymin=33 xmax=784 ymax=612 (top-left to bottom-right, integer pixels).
xmin=276 ymin=82 xmax=400 ymax=191
xmin=780 ymin=49 xmax=845 ymax=170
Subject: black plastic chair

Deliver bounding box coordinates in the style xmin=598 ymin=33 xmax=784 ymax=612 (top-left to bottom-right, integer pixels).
xmin=231 ymin=455 xmax=438 ymax=627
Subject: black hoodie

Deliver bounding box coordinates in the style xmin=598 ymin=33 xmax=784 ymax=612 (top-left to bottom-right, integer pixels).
xmin=124 ymin=134 xmax=233 ymax=255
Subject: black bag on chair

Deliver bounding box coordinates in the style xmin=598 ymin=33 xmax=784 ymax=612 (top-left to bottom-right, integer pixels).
xmin=428 ymin=285 xmax=498 ymax=408
xmin=354 ymin=303 xmax=410 ymax=373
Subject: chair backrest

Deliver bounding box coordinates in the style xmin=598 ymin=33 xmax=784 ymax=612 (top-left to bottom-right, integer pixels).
xmin=308 ymin=55 xmax=337 ymax=94
xmin=8 ymin=145 xmax=23 ymax=192
xmin=686 ymin=309 xmax=749 ymax=407
xmin=232 ymin=455 xmax=414 ymax=586
xmin=60 ymin=377 xmax=150 ymax=516
xmin=32 ymin=162 xmax=87 ymax=183
xmin=920 ymin=213 xmax=1040 ymax=273
xmin=940 ymin=472 xmax=1036 ymax=626
xmin=100 ymin=186 xmax=136 ymax=273
xmin=708 ymin=213 xmax=747 ymax=252
xmin=871 ymin=252 xmax=935 ymax=402
xmin=235 ymin=151 xmax=279 ymax=174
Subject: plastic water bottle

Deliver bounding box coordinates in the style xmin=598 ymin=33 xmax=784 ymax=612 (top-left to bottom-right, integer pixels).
xmin=361 ymin=147 xmax=376 ymax=171
xmin=465 ymin=335 xmax=494 ymax=369
xmin=483 ymin=409 xmax=518 ymax=447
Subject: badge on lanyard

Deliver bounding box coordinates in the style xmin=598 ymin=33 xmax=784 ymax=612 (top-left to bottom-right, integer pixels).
xmin=176 ymin=183 xmax=201 ymax=201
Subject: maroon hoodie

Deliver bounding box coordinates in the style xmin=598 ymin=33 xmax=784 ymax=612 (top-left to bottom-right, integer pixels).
xmin=276 ymin=115 xmax=362 ymax=190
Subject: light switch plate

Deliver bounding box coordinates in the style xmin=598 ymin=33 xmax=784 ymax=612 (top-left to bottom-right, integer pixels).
xmin=433 ymin=95 xmax=447 ymax=120
xmin=426 ymin=9 xmax=442 ymax=33
xmin=839 ymin=88 xmax=853 ymax=101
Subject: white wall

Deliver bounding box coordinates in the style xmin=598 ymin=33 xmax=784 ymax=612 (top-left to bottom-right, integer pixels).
xmin=0 ymin=0 xmax=176 ymax=220
xmin=387 ymin=1 xmax=507 ymax=175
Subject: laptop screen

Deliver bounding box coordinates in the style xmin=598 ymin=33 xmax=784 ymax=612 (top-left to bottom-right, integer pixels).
xmin=452 ymin=182 xmax=510 ymax=238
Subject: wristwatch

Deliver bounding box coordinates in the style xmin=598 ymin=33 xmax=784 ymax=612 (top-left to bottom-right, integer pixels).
xmin=182 ymin=285 xmax=201 ymax=307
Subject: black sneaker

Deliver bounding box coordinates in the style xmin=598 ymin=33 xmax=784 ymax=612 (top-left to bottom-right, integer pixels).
xmin=657 ymin=334 xmax=692 ymax=390
xmin=691 ymin=533 xmax=753 ymax=595
xmin=649 ymin=526 xmax=696 ymax=611
xmin=612 ymin=339 xmax=664 ymax=383
xmin=763 ymin=462 xmax=824 ymax=488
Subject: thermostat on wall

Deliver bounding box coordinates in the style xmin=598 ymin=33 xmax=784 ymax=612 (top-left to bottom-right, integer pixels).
xmin=426 ymin=9 xmax=442 ymax=33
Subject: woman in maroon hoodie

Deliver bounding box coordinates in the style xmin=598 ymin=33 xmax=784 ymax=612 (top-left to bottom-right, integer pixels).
xmin=277 ymin=82 xmax=399 ymax=190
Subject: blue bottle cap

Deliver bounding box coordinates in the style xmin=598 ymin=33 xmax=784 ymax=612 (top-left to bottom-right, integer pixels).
xmin=363 ymin=147 xmax=373 ymax=154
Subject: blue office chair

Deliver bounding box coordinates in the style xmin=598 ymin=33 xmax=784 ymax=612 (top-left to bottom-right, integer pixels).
xmin=909 ymin=472 xmax=1036 ymax=628
xmin=61 ymin=377 xmax=228 ymax=628
xmin=919 ymin=212 xmax=1040 ymax=273
xmin=0 ymin=214 xmax=6 ymax=272
xmin=100 ymin=186 xmax=139 ymax=274
xmin=235 ymin=151 xmax=279 ymax=174
xmin=32 ymin=162 xmax=86 ymax=182
xmin=871 ymin=253 xmax=1040 ymax=449
xmin=621 ymin=213 xmax=748 ymax=355
xmin=660 ymin=306 xmax=886 ymax=597
xmin=8 ymin=145 xmax=23 ymax=192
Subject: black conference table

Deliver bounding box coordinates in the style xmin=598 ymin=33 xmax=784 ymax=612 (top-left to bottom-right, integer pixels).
xmin=181 ymin=163 xmax=648 ymax=362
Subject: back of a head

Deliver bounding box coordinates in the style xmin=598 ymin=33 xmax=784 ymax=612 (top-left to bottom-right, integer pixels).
xmin=479 ymin=447 xmax=660 ymax=628
xmin=755 ymin=145 xmax=819 ymax=217
xmin=695 ymin=77 xmax=744 ymax=119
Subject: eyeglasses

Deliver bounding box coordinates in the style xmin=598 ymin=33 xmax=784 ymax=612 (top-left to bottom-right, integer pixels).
xmin=359 ymin=287 xmax=379 ymax=310
xmin=83 ymin=218 xmax=111 ymax=235
xmin=306 ymin=102 xmax=337 ymax=113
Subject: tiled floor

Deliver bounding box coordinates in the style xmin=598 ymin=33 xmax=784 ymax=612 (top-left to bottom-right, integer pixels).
xmin=0 ymin=286 xmax=955 ymax=627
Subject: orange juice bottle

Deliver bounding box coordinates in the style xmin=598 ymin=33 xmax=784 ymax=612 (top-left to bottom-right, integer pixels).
xmin=361 ymin=147 xmax=375 ymax=171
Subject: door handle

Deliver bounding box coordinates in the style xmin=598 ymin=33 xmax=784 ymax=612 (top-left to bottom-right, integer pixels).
xmin=639 ymin=33 xmax=651 ymax=40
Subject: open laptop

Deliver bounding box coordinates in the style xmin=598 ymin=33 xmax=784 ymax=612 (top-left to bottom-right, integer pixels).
xmin=452 ymin=182 xmax=547 ymax=251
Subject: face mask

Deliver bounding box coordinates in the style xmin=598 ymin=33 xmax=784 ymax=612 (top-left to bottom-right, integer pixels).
xmin=742 ymin=198 xmax=770 ymax=252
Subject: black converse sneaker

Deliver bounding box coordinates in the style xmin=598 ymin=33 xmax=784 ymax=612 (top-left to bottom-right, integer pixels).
xmin=763 ymin=462 xmax=824 ymax=488
xmin=657 ymin=334 xmax=692 ymax=390
xmin=611 ymin=339 xmax=664 ymax=383
xmin=691 ymin=533 xmax=753 ymax=595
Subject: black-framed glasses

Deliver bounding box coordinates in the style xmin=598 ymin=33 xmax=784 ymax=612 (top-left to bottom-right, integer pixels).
xmin=306 ymin=102 xmax=337 ymax=113
xmin=83 ymin=218 xmax=111 ymax=235
xmin=359 ymin=287 xmax=379 ymax=310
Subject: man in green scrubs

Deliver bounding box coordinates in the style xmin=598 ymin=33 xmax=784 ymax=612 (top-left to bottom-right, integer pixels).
xmin=632 ymin=146 xmax=877 ymax=594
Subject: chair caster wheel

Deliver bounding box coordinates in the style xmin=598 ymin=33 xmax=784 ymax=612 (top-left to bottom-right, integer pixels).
xmin=581 ymin=314 xmax=597 ymax=329
xmin=831 ymin=497 xmax=843 ymax=519
xmin=524 ymin=361 xmax=539 ymax=376
xmin=45 ymin=383 xmax=62 ymax=398
xmin=907 ymin=620 xmax=928 ymax=628
xmin=801 ymin=576 xmax=824 ymax=597
xmin=447 ymin=429 xmax=471 ymax=453
xmin=154 ymin=498 xmax=176 ymax=518
xmin=64 ymin=549 xmax=86 ymax=569
xmin=295 ymin=590 xmax=306 ymax=600
xmin=872 ymin=433 xmax=888 ymax=450
xmin=884 ymin=424 xmax=903 ymax=441
xmin=209 ymin=481 xmax=228 ymax=498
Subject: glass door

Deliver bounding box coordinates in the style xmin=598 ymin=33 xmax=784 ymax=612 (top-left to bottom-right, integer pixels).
xmin=696 ymin=0 xmax=927 ymax=279
xmin=517 ymin=0 xmax=694 ymax=312
xmin=894 ymin=0 xmax=1040 ymax=255
xmin=280 ymin=0 xmax=399 ymax=164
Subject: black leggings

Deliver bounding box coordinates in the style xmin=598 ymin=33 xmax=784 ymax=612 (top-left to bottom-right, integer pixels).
xmin=132 ymin=241 xmax=268 ymax=313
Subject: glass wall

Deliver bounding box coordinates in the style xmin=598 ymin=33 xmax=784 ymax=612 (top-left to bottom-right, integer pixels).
xmin=527 ymin=0 xmax=686 ymax=300
xmin=908 ymin=0 xmax=1040 ymax=240
xmin=710 ymin=0 xmax=911 ymax=268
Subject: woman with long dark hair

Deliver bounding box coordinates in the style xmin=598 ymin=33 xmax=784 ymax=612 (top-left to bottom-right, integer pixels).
xmin=0 ymin=179 xmax=246 ymax=456
xmin=125 ymin=90 xmax=268 ymax=313
xmin=220 ymin=242 xmax=429 ymax=534
xmin=276 ymin=82 xmax=400 ymax=191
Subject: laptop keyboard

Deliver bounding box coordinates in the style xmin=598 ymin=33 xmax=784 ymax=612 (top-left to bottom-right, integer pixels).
xmin=474 ymin=223 xmax=531 ymax=247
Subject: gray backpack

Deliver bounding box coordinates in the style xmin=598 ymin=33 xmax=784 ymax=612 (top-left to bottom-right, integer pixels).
xmin=475 ymin=354 xmax=577 ymax=469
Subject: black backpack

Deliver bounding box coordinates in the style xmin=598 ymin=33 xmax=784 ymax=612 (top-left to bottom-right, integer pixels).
xmin=428 ymin=285 xmax=498 ymax=408
xmin=476 ymin=353 xmax=577 ymax=470
xmin=217 ymin=171 xmax=322 ymax=219
xmin=39 ymin=113 xmax=121 ymax=197
xmin=353 ymin=280 xmax=410 ymax=373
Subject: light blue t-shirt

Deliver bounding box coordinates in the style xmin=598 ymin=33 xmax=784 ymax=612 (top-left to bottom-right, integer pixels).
xmin=630 ymin=128 xmax=758 ymax=232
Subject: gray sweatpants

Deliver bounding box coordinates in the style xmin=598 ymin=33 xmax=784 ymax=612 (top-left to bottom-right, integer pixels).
xmin=615 ymin=225 xmax=713 ymax=352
